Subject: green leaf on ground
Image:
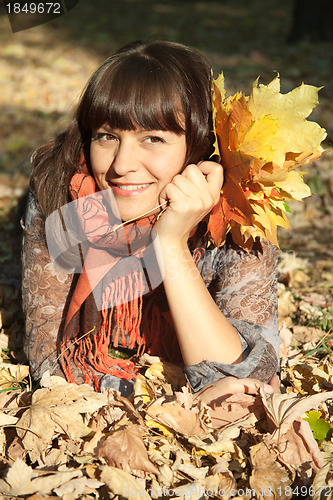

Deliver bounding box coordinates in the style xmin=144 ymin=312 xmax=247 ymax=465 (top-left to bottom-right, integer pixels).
xmin=303 ymin=410 xmax=332 ymax=442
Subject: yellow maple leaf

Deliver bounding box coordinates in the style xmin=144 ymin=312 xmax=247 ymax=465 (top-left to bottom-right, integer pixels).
xmin=274 ymin=170 xmax=312 ymax=201
xmin=245 ymin=77 xmax=326 ymax=166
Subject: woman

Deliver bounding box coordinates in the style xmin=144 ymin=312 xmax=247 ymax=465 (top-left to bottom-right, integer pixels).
xmin=22 ymin=40 xmax=280 ymax=398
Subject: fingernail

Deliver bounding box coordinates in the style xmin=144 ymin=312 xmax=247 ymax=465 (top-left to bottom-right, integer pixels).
xmin=264 ymin=384 xmax=274 ymax=394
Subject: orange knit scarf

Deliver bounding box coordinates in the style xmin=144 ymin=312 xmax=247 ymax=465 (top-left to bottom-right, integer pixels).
xmin=58 ymin=165 xmax=206 ymax=390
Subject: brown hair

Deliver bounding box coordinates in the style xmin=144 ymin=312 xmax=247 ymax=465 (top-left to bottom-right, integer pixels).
xmin=31 ymin=40 xmax=214 ymax=216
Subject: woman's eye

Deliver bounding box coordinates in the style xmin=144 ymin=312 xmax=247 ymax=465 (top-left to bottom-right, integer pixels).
xmin=93 ymin=133 xmax=116 ymax=142
xmin=146 ymin=136 xmax=165 ymax=144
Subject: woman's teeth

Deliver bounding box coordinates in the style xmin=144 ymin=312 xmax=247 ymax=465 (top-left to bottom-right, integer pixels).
xmin=116 ymin=184 xmax=150 ymax=191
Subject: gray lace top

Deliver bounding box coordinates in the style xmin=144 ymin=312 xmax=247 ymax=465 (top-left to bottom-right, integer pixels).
xmin=22 ymin=192 xmax=280 ymax=394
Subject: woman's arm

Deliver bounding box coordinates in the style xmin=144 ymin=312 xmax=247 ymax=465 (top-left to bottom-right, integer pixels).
xmin=157 ymin=238 xmax=243 ymax=366
xmin=154 ymin=161 xmax=242 ymax=366
xmin=22 ymin=191 xmax=73 ymax=380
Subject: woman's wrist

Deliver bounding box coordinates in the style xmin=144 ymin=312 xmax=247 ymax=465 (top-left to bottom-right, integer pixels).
xmin=156 ymin=233 xmax=189 ymax=255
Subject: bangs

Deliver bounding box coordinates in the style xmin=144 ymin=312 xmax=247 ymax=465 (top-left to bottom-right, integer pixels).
xmin=87 ymin=57 xmax=186 ymax=135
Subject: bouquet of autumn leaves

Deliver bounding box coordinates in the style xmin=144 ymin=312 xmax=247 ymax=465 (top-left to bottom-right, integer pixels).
xmin=208 ymin=74 xmax=327 ymax=250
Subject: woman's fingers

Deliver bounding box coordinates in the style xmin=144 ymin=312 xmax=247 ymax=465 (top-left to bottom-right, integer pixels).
xmin=269 ymin=374 xmax=281 ymax=393
xmin=196 ymin=376 xmax=275 ymax=406
xmin=197 ymin=160 xmax=224 ymax=187
xmin=219 ymin=376 xmax=275 ymax=395
xmin=197 ymin=160 xmax=224 ymax=202
xmin=164 ymin=161 xmax=223 ymax=206
xmin=156 ymin=161 xmax=224 ymax=241
xmin=183 ymin=161 xmax=223 ymax=190
xmin=186 ymin=161 xmax=223 ymax=206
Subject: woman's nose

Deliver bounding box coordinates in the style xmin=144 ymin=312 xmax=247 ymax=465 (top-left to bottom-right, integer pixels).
xmin=109 ymin=139 xmax=138 ymax=176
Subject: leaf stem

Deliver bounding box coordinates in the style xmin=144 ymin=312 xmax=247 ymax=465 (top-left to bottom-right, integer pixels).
xmin=111 ymin=202 xmax=168 ymax=232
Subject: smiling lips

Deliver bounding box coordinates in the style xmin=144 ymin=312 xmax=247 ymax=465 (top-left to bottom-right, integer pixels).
xmin=111 ymin=183 xmax=151 ymax=196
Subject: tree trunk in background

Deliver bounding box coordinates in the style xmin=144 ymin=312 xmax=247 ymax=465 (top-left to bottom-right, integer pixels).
xmin=288 ymin=0 xmax=333 ymax=43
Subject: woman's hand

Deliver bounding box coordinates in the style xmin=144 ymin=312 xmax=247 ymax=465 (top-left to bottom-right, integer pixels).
xmin=155 ymin=161 xmax=223 ymax=244
xmin=194 ymin=375 xmax=280 ymax=428
xmin=195 ymin=375 xmax=280 ymax=407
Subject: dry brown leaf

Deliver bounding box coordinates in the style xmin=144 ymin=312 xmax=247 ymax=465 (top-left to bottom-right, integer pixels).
xmin=173 ymin=472 xmax=236 ymax=500
xmin=82 ymin=428 xmax=105 ymax=457
xmin=203 ymin=472 xmax=237 ymax=500
xmin=0 ymin=427 xmax=6 ymax=458
xmin=25 ymin=495 xmax=53 ymax=500
xmin=0 ymin=389 xmax=22 ymax=410
xmin=174 ymin=385 xmax=195 ymax=409
xmin=260 ymin=388 xmax=333 ymax=428
xmin=145 ymin=361 xmax=186 ymax=389
xmin=0 ymin=458 xmax=82 ymax=496
xmin=188 ymin=425 xmax=241 ymax=455
xmin=210 ymin=456 xmax=231 ymax=475
xmin=156 ymin=463 xmax=174 ymax=488
xmin=7 ymin=435 xmax=26 ymax=461
xmin=133 ymin=373 xmax=156 ymax=406
xmin=0 ymin=412 xmax=18 ymax=426
xmin=249 ymin=441 xmax=291 ymax=499
xmin=173 ymin=462 xmax=209 ymax=481
xmin=312 ymin=463 xmax=333 ymax=500
xmin=53 ymin=475 xmax=104 ymax=499
xmin=100 ymin=465 xmax=152 ymax=499
xmin=97 ymin=423 xmax=159 ymax=474
xmin=301 ymin=292 xmax=329 ymax=307
xmin=173 ymin=480 xmax=207 ymax=500
xmin=138 ymin=353 xmax=161 ymax=366
xmin=42 ymin=445 xmax=69 ymax=468
xmin=27 ymin=469 xmax=83 ymax=497
xmin=270 ymin=418 xmax=325 ymax=473
xmin=112 ymin=389 xmax=145 ymax=425
xmin=0 ymin=363 xmax=29 ymax=390
xmin=16 ymin=383 xmax=109 ymax=462
xmin=279 ymin=322 xmax=293 ymax=358
xmin=147 ymin=448 xmax=171 ymax=468
xmin=89 ymin=402 xmax=126 ymax=432
xmin=40 ymin=370 xmax=69 ymax=388
xmin=321 ymin=441 xmax=333 ymax=465
xmin=0 ymin=458 xmax=34 ymax=495
xmin=292 ymin=325 xmax=324 ymax=347
xmin=206 ymin=393 xmax=262 ymax=429
xmin=278 ymin=286 xmax=297 ymax=327
xmin=287 ymin=362 xmax=333 ymax=394
xmin=146 ymin=398 xmax=209 ymax=437
xmin=170 ymin=447 xmax=193 ymax=472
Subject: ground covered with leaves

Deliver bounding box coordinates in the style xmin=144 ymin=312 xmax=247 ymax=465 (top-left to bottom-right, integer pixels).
xmin=0 ymin=355 xmax=332 ymax=500
xmin=0 ymin=0 xmax=333 ymax=498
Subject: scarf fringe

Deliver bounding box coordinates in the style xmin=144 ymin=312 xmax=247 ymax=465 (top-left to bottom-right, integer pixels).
xmin=60 ymin=271 xmax=146 ymax=390
xmin=142 ymin=298 xmax=183 ymax=365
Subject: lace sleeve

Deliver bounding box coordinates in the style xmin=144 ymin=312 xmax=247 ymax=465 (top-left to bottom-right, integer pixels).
xmin=21 ymin=192 xmax=73 ymax=380
xmin=184 ymin=236 xmax=280 ymax=392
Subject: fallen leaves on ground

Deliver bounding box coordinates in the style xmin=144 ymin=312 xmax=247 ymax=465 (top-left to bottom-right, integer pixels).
xmin=97 ymin=423 xmax=159 ymax=474
xmin=0 ymin=355 xmax=332 ymax=499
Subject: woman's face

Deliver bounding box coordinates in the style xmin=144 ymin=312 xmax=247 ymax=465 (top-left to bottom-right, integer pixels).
xmin=90 ymin=124 xmax=187 ymax=221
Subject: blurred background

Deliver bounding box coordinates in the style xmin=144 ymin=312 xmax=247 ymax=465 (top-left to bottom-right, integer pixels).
xmin=0 ymin=0 xmax=332 ymax=360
